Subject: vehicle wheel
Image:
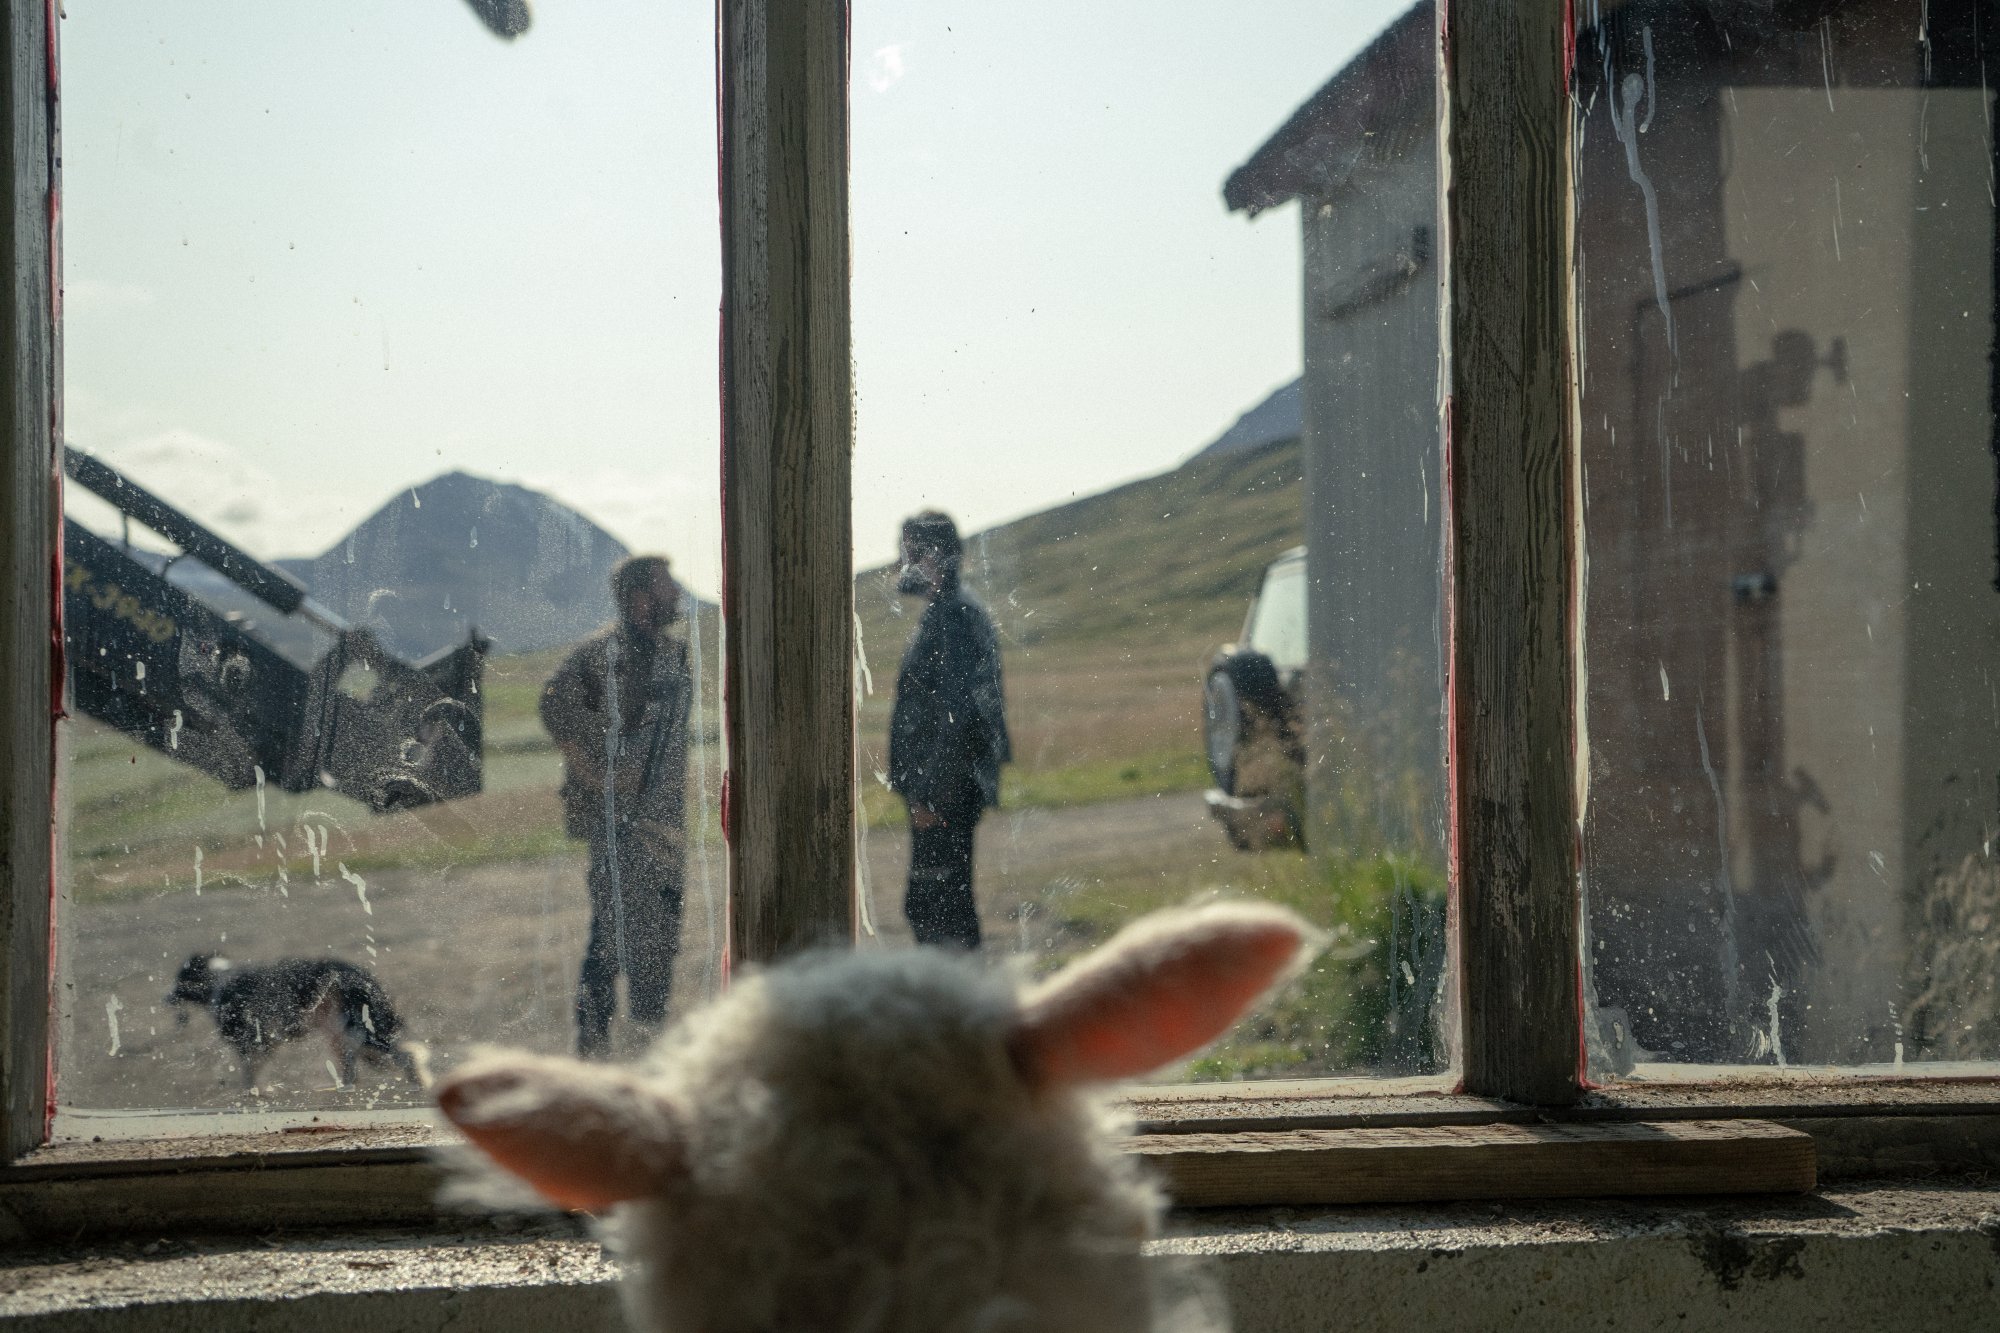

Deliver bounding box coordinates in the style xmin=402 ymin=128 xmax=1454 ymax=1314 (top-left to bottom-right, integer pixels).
xmin=1222 ymin=649 xmax=1285 ymax=715
xmin=1205 ymin=648 xmax=1287 ymax=792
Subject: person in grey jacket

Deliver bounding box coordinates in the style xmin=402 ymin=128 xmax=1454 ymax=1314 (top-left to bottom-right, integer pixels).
xmin=540 ymin=555 xmax=691 ymax=1057
xmin=889 ymin=511 xmax=1011 ymax=949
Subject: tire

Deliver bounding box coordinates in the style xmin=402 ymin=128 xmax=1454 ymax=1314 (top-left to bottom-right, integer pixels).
xmin=1203 ymin=648 xmax=1286 ymax=794
xmin=1223 ymin=647 xmax=1287 ymax=713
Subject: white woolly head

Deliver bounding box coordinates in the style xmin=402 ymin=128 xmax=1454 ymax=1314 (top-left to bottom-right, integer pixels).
xmin=438 ymin=902 xmax=1314 ymax=1333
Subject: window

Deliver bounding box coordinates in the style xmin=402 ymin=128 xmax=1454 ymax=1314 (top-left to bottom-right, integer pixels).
xmin=2 ymin=0 xmax=1996 ymax=1233
xmin=1574 ymin=2 xmax=2000 ymax=1083
xmin=48 ymin=2 xmax=727 ymax=1135
xmin=1244 ymin=557 xmax=1308 ymax=678
xmin=846 ymin=1 xmax=1449 ymax=1085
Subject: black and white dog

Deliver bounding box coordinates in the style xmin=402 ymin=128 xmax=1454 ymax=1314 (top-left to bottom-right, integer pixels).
xmin=168 ymin=954 xmax=427 ymax=1089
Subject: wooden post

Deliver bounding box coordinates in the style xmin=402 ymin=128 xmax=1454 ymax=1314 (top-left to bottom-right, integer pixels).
xmin=0 ymin=0 xmax=55 ymax=1159
xmin=1440 ymin=1 xmax=1583 ymax=1105
xmin=718 ymin=0 xmax=855 ymax=964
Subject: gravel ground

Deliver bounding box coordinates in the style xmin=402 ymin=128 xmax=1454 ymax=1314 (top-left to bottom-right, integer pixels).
xmin=55 ymin=791 xmax=1218 ymax=1123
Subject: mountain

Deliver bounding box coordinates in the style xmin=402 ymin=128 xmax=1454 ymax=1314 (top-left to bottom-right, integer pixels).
xmin=303 ymin=471 xmax=629 ymax=659
xmin=1190 ymin=378 xmax=1302 ymax=461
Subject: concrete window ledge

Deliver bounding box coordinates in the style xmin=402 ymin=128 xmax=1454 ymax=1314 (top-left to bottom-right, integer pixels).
xmin=1 ymin=1182 xmax=1996 ymax=1332
xmin=1166 ymin=1181 xmax=2000 ymax=1331
xmin=0 ymin=1220 xmax=623 ymax=1332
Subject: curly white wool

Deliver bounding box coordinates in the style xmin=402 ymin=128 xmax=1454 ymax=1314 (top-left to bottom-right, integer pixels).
xmin=440 ymin=902 xmax=1313 ymax=1333
xmin=611 ymin=948 xmax=1160 ymax=1332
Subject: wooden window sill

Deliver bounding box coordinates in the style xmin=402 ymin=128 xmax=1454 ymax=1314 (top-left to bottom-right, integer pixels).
xmin=1138 ymin=1121 xmax=1815 ymax=1208
xmin=4 ymin=1077 xmax=1995 ymax=1240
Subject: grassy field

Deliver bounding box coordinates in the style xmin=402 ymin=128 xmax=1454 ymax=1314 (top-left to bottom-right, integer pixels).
xmin=59 ymin=434 xmax=1456 ymax=1091
xmin=857 ymin=438 xmax=1304 ymax=827
xmin=977 ymin=829 xmax=1450 ymax=1080
xmin=62 ymin=625 xmax=727 ymax=900
xmin=69 ymin=437 xmax=1305 ymax=890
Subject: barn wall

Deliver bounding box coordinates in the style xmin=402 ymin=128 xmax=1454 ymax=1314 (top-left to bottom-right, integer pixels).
xmin=1297 ymin=128 xmax=1445 ymax=866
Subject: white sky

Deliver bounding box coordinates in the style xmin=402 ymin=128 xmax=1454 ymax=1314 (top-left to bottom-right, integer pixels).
xmin=61 ymin=0 xmax=1408 ymax=598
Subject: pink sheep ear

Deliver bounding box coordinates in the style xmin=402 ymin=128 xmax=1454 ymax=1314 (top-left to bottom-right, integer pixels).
xmin=436 ymin=1052 xmax=684 ymax=1212
xmin=1008 ymin=903 xmax=1317 ymax=1090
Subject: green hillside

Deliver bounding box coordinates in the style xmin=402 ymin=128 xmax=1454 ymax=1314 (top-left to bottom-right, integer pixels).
xmin=67 ymin=435 xmax=1303 ymax=889
xmin=857 ymin=438 xmax=1303 ymax=821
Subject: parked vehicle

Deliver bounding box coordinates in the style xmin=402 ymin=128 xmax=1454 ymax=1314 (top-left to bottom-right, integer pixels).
xmin=63 ymin=447 xmax=487 ymax=814
xmin=1202 ymin=546 xmax=1306 ymax=850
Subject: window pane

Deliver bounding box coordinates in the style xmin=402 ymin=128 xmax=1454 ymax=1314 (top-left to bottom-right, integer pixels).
xmin=55 ymin=3 xmax=723 ymax=1128
xmin=1247 ymin=555 xmax=1310 ymax=675
xmin=851 ymin=1 xmax=1451 ymax=1083
xmin=1576 ymin=2 xmax=2000 ymax=1075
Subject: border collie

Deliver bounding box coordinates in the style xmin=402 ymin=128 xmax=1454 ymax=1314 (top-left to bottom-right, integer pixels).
xmin=168 ymin=954 xmax=427 ymax=1089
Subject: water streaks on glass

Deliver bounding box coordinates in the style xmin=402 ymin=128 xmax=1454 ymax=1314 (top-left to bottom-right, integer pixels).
xmin=1575 ymin=0 xmax=2000 ymax=1077
xmin=53 ymin=0 xmax=724 ymax=1128
xmin=849 ymin=0 xmax=1451 ymax=1083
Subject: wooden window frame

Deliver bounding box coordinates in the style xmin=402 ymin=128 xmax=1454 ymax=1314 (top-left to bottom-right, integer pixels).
xmin=0 ymin=0 xmax=1995 ymax=1241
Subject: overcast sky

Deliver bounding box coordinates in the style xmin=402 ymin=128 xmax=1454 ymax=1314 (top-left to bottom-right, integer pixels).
xmin=62 ymin=0 xmax=1408 ymax=598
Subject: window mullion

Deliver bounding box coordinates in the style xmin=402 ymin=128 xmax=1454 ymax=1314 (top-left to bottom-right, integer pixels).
xmin=718 ymin=0 xmax=856 ymax=965
xmin=1 ymin=0 xmax=57 ymax=1162
xmin=1439 ymin=1 xmax=1584 ymax=1105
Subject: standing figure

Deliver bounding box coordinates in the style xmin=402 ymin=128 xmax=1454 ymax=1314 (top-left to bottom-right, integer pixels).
xmin=889 ymin=511 xmax=1010 ymax=949
xmin=541 ymin=555 xmax=692 ymax=1058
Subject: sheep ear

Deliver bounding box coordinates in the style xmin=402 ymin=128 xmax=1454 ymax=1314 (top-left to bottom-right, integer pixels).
xmin=436 ymin=1052 xmax=684 ymax=1212
xmin=1009 ymin=903 xmax=1316 ymax=1089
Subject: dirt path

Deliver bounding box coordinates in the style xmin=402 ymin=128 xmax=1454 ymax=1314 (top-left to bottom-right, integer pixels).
xmin=858 ymin=788 xmax=1214 ymax=946
xmin=58 ymin=791 xmax=1218 ymax=1124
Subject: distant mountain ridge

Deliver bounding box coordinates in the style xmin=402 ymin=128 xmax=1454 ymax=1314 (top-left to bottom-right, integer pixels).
xmin=85 ymin=468 xmax=702 ymax=665
xmin=299 ymin=470 xmax=629 ymax=660
xmin=1191 ymin=378 xmax=1302 ymax=461
xmin=89 ymin=368 xmax=1302 ymax=671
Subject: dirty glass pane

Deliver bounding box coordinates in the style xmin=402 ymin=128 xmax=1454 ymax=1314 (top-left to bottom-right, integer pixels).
xmin=55 ymin=2 xmax=723 ymax=1130
xmin=1577 ymin=1 xmax=2000 ymax=1076
xmin=850 ymin=1 xmax=1452 ymax=1082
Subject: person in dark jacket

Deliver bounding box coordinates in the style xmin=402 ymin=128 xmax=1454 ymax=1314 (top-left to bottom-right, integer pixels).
xmin=889 ymin=511 xmax=1011 ymax=949
xmin=540 ymin=555 xmax=692 ymax=1058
